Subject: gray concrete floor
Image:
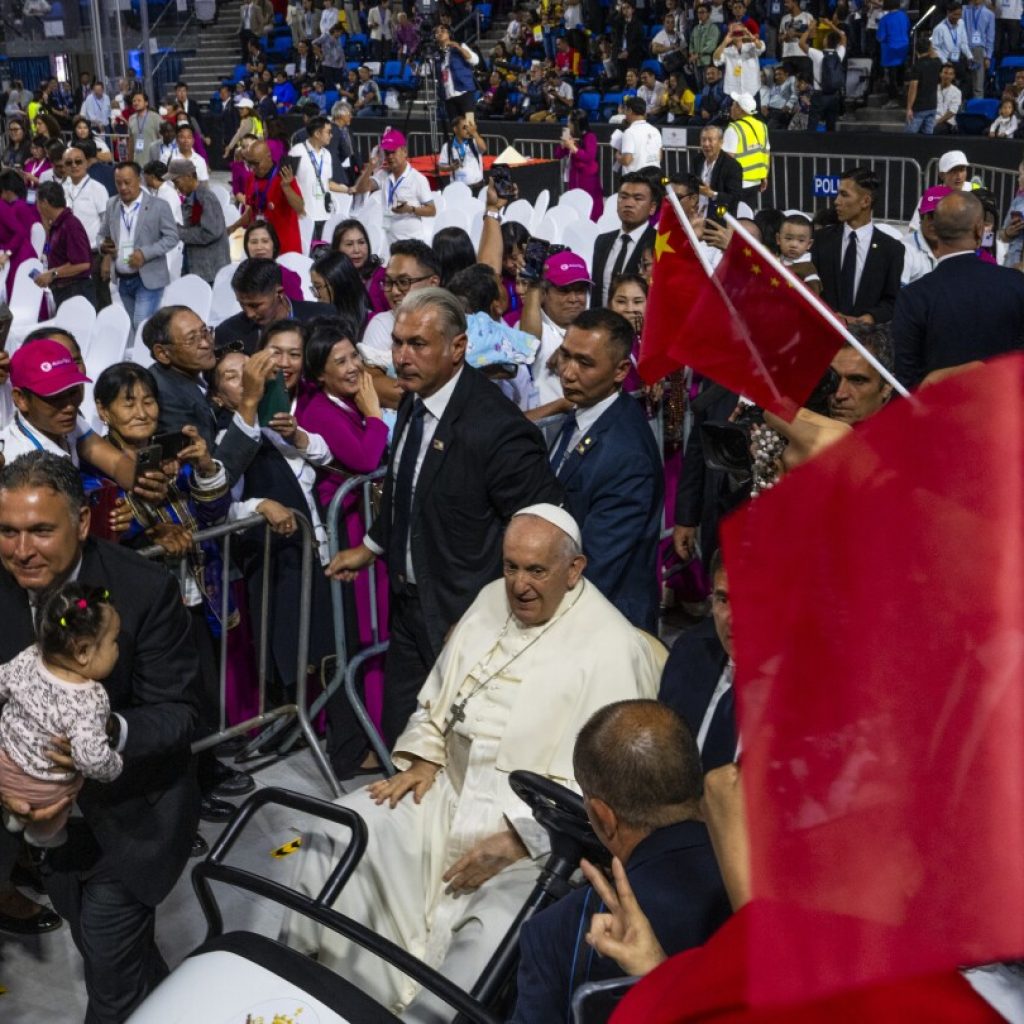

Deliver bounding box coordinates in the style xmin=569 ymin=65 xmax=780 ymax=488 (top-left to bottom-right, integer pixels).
xmin=0 ymin=746 xmax=375 ymax=1023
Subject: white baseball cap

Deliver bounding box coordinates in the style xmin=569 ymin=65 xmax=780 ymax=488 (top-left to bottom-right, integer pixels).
xmin=938 ymin=149 xmax=969 ymax=174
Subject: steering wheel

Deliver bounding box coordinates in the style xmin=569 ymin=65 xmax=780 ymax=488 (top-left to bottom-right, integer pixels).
xmin=509 ymin=770 xmax=607 ymax=864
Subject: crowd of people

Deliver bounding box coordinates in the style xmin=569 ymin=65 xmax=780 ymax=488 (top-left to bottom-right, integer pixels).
xmin=0 ymin=8 xmax=1022 ymax=1017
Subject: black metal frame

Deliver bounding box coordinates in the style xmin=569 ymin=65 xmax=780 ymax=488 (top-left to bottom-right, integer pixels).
xmin=190 ymin=787 xmax=502 ymax=1024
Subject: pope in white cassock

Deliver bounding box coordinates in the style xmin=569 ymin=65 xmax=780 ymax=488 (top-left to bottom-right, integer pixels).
xmin=282 ymin=503 xmax=665 ymax=1021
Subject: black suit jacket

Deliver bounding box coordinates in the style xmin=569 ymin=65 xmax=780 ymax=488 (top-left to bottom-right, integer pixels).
xmin=368 ymin=366 xmax=562 ymax=658
xmin=691 ymin=151 xmax=744 ymax=216
xmin=88 ymin=161 xmax=117 ymax=197
xmin=150 ymin=362 xmax=260 ymax=486
xmin=811 ymin=223 xmax=904 ymax=323
xmin=511 ymin=821 xmax=731 ymax=1024
xmin=556 ymin=393 xmax=663 ymax=632
xmin=0 ymin=541 xmax=200 ymax=906
xmin=591 ymin=224 xmax=658 ymax=309
xmin=658 ymin=617 xmax=736 ymax=772
xmin=892 ymin=252 xmax=1024 ymax=388
xmin=214 ymin=300 xmax=337 ymax=354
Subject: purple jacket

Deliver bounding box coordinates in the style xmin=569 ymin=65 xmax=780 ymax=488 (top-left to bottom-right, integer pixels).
xmin=555 ymin=131 xmax=603 ymax=222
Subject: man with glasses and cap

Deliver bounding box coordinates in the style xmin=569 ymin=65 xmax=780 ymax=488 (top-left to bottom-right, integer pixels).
xmin=286 ymin=502 xmax=662 ymax=1021
xmin=352 ymin=127 xmax=435 ymax=245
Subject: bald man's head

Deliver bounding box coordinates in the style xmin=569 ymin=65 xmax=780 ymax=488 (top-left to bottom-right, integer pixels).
xmin=933 ymin=191 xmax=984 ymax=248
xmin=247 ymin=141 xmax=274 ymax=176
xmin=574 ymin=700 xmax=703 ymax=832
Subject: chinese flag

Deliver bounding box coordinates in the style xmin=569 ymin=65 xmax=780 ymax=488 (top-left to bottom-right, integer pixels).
xmin=611 ymin=903 xmax=1002 ymax=1023
xmin=679 ymin=221 xmax=846 ymax=420
xmin=637 ymin=206 xmax=715 ymax=385
xmin=719 ymin=356 xmax=1024 ymax=1006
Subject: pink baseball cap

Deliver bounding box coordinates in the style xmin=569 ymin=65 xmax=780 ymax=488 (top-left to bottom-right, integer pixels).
xmin=544 ymin=251 xmax=593 ymax=288
xmin=379 ymin=128 xmax=407 ymax=151
xmin=11 ymin=340 xmax=91 ymax=396
xmin=918 ymin=185 xmax=952 ymax=216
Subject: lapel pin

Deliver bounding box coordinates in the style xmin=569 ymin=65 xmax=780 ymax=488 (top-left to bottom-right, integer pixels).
xmin=432 ymin=438 xmax=445 ymax=451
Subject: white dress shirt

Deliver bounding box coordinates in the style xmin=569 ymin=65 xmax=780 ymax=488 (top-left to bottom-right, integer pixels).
xmin=696 ymin=661 xmax=734 ymax=752
xmin=363 ymin=367 xmax=464 ymax=581
xmin=63 ymin=175 xmax=110 ymax=250
xmin=841 ymin=221 xmax=875 ymax=302
xmin=554 ymin=389 xmax=619 ymax=470
xmin=115 ymin=198 xmax=143 ymax=274
xmin=532 ymin=311 xmax=568 ymax=405
xmin=602 ymin=221 xmax=649 ymax=304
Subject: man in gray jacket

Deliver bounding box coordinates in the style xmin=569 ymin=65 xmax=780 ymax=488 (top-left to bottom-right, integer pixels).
xmin=99 ymin=161 xmax=179 ymax=328
xmin=168 ymin=159 xmax=229 ymax=284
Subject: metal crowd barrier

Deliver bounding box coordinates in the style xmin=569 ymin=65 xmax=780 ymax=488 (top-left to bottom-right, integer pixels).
xmin=924 ymin=157 xmax=1019 ymax=220
xmin=322 ymin=467 xmax=396 ymax=777
xmin=140 ymin=512 xmax=342 ymax=798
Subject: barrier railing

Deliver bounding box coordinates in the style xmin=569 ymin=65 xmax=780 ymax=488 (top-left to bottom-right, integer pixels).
xmin=924 ymin=158 xmax=1019 ymax=222
xmin=322 ymin=467 xmax=395 ymax=776
xmin=139 ymin=512 xmax=342 ymax=798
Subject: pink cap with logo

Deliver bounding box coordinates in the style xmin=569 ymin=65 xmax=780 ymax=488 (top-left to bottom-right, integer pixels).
xmin=379 ymin=128 xmax=407 ymax=151
xmin=10 ymin=340 xmax=91 ymax=396
xmin=544 ymin=251 xmax=593 ymax=287
xmin=918 ymin=185 xmax=952 ymax=216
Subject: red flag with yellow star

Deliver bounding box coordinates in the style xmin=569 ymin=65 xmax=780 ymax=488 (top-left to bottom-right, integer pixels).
xmin=637 ymin=202 xmax=718 ymax=384
xmin=701 ymin=217 xmax=847 ymax=419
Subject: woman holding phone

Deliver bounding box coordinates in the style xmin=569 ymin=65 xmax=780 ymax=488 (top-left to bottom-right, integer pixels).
xmin=297 ymin=319 xmax=389 ymax=776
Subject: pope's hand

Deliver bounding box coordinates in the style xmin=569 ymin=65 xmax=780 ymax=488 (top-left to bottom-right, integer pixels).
xmin=442 ymin=828 xmax=528 ymax=896
xmin=582 ymin=856 xmax=666 ymax=976
xmin=367 ymin=756 xmax=439 ymax=808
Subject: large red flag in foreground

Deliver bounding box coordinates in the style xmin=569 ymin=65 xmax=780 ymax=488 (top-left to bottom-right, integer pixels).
xmin=719 ymin=355 xmax=1024 ymax=1006
xmin=637 ymin=204 xmax=715 ymax=385
xmin=611 ymin=903 xmax=1002 ymax=1022
xmin=678 ymin=218 xmax=847 ymax=420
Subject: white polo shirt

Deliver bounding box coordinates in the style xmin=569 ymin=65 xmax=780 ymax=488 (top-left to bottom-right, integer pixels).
xmin=63 ymin=175 xmax=110 ymax=250
xmin=620 ymin=119 xmax=663 ymax=173
xmin=374 ymin=164 xmax=433 ymax=243
xmin=438 ymin=138 xmax=484 ymax=186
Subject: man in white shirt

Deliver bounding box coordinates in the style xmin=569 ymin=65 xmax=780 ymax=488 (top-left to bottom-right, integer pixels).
xmin=174 ymin=123 xmax=209 ymax=182
xmin=637 ymin=68 xmax=669 ymax=122
xmin=437 ymin=115 xmax=488 ymax=188
xmin=367 ymin=0 xmax=393 ymax=62
xmin=799 ymin=22 xmax=847 ymax=131
xmin=319 ymin=0 xmax=340 ymax=36
xmin=615 ymin=97 xmax=663 ymax=175
xmin=935 ymin=62 xmax=962 ymax=134
xmin=62 ymin=147 xmax=110 ymax=251
xmin=997 ymin=0 xmax=1023 ymax=60
xmin=651 ymin=14 xmax=685 ymax=66
xmin=713 ymin=22 xmax=765 ymax=100
xmin=353 ymin=127 xmax=435 ymax=244
xmin=288 ymin=114 xmax=348 ymax=240
xmin=779 ymin=0 xmax=812 ymax=71
xmin=931 ymin=3 xmax=973 ymax=70
xmin=80 ymin=81 xmax=111 ymax=129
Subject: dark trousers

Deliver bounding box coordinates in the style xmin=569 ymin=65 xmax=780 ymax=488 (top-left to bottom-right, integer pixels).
xmin=52 ymin=278 xmax=96 ymax=309
xmin=41 ymin=823 xmax=168 ymax=1024
xmin=381 ymin=586 xmax=435 ymax=748
xmin=808 ymin=90 xmax=841 ymax=131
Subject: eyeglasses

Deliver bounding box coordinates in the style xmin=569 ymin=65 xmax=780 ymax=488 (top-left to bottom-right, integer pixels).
xmin=383 ymin=273 xmax=432 ymax=293
xmin=64 ymin=158 xmax=85 ymax=166
xmin=177 ymin=325 xmax=214 ymax=349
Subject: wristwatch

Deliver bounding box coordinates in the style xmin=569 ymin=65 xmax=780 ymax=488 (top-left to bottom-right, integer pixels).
xmin=485 ymin=210 xmax=502 ymax=220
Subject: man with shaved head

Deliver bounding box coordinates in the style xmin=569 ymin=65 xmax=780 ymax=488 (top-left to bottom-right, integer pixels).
xmin=286 ymin=505 xmax=664 ymax=1022
xmin=892 ymin=191 xmax=1024 ymax=388
xmin=228 ymin=139 xmax=305 ymax=253
xmin=510 ymin=700 xmax=732 ymax=1022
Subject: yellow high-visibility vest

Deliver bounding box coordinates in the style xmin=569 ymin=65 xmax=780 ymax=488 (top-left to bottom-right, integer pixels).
xmin=731 ymin=115 xmax=770 ymax=184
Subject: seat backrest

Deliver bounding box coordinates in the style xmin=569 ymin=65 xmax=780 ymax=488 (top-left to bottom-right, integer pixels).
xmin=86 ymin=304 xmax=132 ymax=368
xmin=160 ymin=274 xmax=213 ymax=322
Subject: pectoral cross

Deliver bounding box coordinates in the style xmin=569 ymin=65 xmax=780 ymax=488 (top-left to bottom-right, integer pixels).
xmin=443 ymin=700 xmax=467 ymax=737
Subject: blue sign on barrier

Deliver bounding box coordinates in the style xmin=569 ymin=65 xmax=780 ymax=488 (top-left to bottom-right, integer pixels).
xmin=813 ymin=175 xmax=842 ymax=197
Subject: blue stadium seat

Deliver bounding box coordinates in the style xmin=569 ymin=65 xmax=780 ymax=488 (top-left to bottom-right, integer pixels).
xmin=997 ymin=54 xmax=1024 ymax=89
xmin=641 ymin=58 xmax=662 ymax=78
xmin=324 ymin=89 xmax=340 ymax=107
xmin=477 ymin=2 xmax=492 ymax=30
xmin=579 ymin=90 xmax=602 ymax=120
xmin=959 ymin=97 xmax=1000 ymax=134
xmin=380 ymin=60 xmax=403 ymax=84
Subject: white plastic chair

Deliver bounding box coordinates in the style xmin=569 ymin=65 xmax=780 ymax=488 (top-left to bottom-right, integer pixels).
xmin=0 ymin=259 xmax=10 ymax=303
xmin=529 ymin=188 xmax=551 ymax=235
xmin=468 ymin=207 xmax=485 ymax=249
xmin=209 ymin=263 xmax=242 ymax=326
xmin=51 ymin=295 xmax=98 ymax=346
xmin=321 ymin=194 xmax=354 ymax=245
xmin=30 ymin=222 xmax=46 ymax=259
xmin=442 ymin=181 xmax=473 ymax=206
xmin=562 ymin=220 xmax=600 ymax=274
xmin=535 ymin=206 xmax=580 ymax=244
xmin=160 ymin=274 xmax=213 ymax=322
xmin=502 ymin=198 xmax=533 ymax=230
xmin=7 ymin=258 xmax=48 ymax=347
xmin=597 ymin=199 xmax=622 ymax=233
xmin=278 ymin=251 xmax=316 ymax=300
xmin=86 ymin=304 xmax=132 ymax=370
xmin=559 ymin=188 xmax=597 ymax=222
xmin=429 ymin=204 xmax=471 ymax=238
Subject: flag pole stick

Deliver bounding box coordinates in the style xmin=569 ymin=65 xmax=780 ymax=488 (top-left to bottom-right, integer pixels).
xmin=664 ymin=187 xmax=787 ymax=411
xmin=723 ymin=214 xmax=912 ymax=400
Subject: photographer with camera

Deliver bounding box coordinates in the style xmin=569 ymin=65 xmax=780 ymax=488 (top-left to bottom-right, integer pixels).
xmin=437 ymin=114 xmax=487 ymax=188
xmin=434 ymin=24 xmax=481 ymax=128
xmin=713 ymin=19 xmax=766 ymax=107
xmin=287 ymin=115 xmax=352 ymax=243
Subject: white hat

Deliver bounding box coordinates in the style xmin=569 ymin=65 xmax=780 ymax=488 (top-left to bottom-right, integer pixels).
xmin=235 ymin=95 xmax=255 ymax=108
xmin=938 ymin=149 xmax=969 ymax=174
xmin=512 ymin=504 xmax=582 ymax=548
xmin=736 ymin=201 xmax=755 ymax=220
xmin=733 ymin=92 xmax=757 ymax=115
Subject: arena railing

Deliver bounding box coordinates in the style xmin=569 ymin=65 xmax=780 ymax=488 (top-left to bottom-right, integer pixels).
xmin=923 ymin=157 xmax=1018 ymax=220
xmin=139 ymin=511 xmax=343 ymax=798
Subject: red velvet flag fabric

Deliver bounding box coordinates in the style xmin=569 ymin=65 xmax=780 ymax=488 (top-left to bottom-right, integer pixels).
xmin=611 ymin=903 xmax=1003 ymax=1023
xmin=696 ymin=224 xmax=846 ymax=420
xmin=637 ymin=206 xmax=713 ymax=385
xmin=719 ymin=356 xmax=1024 ymax=1006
